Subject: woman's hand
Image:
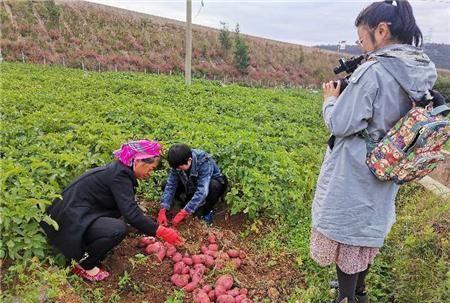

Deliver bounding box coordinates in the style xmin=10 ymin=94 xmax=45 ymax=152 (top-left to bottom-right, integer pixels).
xmin=323 ymin=80 xmax=341 ymax=100
xmin=157 ymin=208 xmax=169 ymax=226
xmin=156 ymin=225 xmax=184 ymax=246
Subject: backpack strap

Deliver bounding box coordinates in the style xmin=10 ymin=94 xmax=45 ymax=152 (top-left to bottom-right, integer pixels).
xmin=431 ymin=104 xmax=450 ymax=116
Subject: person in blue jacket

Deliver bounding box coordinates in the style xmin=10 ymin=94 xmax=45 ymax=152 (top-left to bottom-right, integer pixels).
xmin=157 ymin=144 xmax=228 ymax=226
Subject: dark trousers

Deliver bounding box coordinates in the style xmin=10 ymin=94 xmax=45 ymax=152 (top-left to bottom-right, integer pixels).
xmin=163 ymin=176 xmax=228 ymax=216
xmin=336 ymin=264 xmax=370 ymax=302
xmin=79 ymin=217 xmax=128 ymax=270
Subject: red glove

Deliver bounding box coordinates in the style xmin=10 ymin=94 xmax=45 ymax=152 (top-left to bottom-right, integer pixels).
xmin=157 ymin=208 xmax=168 ymax=226
xmin=156 ymin=225 xmax=183 ymax=246
xmin=172 ymin=209 xmax=190 ymax=227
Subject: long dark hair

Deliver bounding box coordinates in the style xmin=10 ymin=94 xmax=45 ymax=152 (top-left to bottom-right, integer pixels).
xmin=355 ymin=0 xmax=423 ymax=47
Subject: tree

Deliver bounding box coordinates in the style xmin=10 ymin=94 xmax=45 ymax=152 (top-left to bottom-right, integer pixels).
xmin=219 ymin=22 xmax=232 ymax=50
xmin=233 ymin=23 xmax=250 ymax=73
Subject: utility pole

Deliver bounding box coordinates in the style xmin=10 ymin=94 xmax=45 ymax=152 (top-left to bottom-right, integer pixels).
xmin=185 ymin=0 xmax=192 ymax=85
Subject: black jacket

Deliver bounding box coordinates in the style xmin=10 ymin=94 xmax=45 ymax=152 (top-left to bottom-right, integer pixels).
xmin=40 ymin=161 xmax=158 ymax=261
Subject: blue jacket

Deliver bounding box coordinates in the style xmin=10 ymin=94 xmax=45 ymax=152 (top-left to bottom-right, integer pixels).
xmin=161 ymin=149 xmax=222 ymax=213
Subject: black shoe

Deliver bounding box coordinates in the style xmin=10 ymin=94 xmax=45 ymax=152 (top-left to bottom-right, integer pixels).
xmin=329 ymin=280 xmax=369 ymax=303
xmin=355 ymin=292 xmax=368 ymax=303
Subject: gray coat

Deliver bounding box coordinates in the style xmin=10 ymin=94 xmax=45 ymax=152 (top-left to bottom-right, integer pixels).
xmin=312 ymin=44 xmax=437 ymax=248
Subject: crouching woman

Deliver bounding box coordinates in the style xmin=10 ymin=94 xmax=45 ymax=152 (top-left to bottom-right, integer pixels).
xmin=40 ymin=140 xmax=183 ymax=281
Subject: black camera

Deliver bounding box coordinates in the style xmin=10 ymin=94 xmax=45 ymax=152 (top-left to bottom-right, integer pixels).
xmin=327 ymin=55 xmax=365 ymax=150
xmin=332 ymin=55 xmax=365 ymax=94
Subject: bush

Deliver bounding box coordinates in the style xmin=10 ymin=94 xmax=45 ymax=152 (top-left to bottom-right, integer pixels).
xmin=233 ymin=24 xmax=250 ymax=73
xmin=219 ymin=21 xmax=232 ymax=51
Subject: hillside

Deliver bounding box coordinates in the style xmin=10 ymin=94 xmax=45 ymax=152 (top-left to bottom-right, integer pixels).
xmin=0 ymin=0 xmax=346 ymax=87
xmin=316 ymin=43 xmax=450 ymax=70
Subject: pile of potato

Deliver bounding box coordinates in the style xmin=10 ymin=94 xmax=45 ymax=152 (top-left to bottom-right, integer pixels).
xmin=138 ymin=234 xmax=252 ymax=303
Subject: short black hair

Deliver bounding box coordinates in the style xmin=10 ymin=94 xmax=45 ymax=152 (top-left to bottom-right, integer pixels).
xmin=355 ymin=0 xmax=423 ymax=47
xmin=168 ymin=144 xmax=192 ymax=168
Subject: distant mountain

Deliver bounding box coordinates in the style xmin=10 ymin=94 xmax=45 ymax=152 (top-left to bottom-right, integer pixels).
xmin=315 ymin=43 xmax=450 ymax=70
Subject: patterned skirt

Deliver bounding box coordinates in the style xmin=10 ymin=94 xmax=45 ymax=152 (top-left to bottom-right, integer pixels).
xmin=310 ymin=228 xmax=380 ymax=275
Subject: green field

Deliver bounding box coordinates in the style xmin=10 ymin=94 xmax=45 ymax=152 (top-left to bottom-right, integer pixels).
xmin=1 ymin=62 xmax=448 ymax=303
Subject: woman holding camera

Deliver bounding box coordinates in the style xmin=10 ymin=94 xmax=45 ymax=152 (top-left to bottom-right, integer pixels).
xmin=310 ymin=1 xmax=437 ymax=302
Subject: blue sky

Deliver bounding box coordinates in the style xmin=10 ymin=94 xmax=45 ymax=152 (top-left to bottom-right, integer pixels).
xmin=87 ymin=0 xmax=450 ymax=46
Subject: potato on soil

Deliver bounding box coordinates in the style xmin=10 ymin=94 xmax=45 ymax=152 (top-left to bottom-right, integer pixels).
xmin=208 ymin=243 xmax=219 ymax=251
xmin=215 ymin=274 xmax=234 ymax=290
xmin=227 ymin=249 xmax=240 ymax=258
xmin=208 ymin=234 xmax=217 ymax=244
xmin=171 ymin=274 xmax=189 ymax=287
xmin=183 ymin=281 xmax=199 ymax=292
xmin=216 ymin=294 xmax=236 ymax=303
xmin=172 ymin=252 xmax=183 ymax=262
xmin=137 ymin=236 xmax=156 ymax=247
xmin=145 ymin=242 xmax=162 ymax=255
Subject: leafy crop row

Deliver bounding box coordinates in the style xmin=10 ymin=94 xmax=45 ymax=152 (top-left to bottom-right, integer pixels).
xmin=0 ymin=62 xmax=328 ymax=260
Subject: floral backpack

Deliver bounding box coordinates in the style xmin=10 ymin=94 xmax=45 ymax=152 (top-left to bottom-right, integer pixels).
xmin=363 ymin=97 xmax=450 ymax=185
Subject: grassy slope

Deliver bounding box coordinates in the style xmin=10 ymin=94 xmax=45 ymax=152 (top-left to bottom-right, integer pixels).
xmin=0 ymin=0 xmax=340 ymax=87
xmin=1 ymin=63 xmax=448 ymax=303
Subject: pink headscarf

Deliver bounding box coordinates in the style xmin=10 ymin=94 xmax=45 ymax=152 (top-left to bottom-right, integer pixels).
xmin=113 ymin=140 xmax=161 ymax=167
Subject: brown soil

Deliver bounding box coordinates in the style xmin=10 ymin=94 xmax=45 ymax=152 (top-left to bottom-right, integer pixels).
xmin=71 ymin=200 xmax=305 ymax=303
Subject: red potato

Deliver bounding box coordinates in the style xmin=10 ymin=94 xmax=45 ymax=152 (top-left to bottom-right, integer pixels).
xmin=192 ymin=254 xmax=206 ymax=264
xmin=215 ymin=274 xmax=234 ymax=290
xmin=208 ymin=234 xmax=217 ymax=244
xmin=172 ymin=252 xmax=183 ymax=262
xmin=239 ymin=288 xmax=248 ymax=295
xmin=219 ymin=252 xmax=230 ymax=261
xmin=182 ymin=266 xmax=190 ymax=274
xmin=235 ymin=294 xmax=247 ymax=303
xmin=182 ymin=257 xmax=193 ymax=265
xmin=240 ymin=299 xmax=252 ymax=303
xmin=138 ymin=236 xmax=156 ymax=247
xmin=208 ymin=244 xmax=219 ymax=251
xmin=155 ymin=247 xmax=167 ymax=262
xmin=227 ymin=288 xmax=240 ymax=297
xmin=231 ymin=258 xmax=242 ymax=269
xmin=202 ymin=284 xmax=212 ymax=292
xmin=205 ymin=255 xmax=215 ymax=267
xmin=208 ymin=290 xmax=216 ymax=301
xmin=194 ymin=290 xmax=211 ymax=303
xmin=171 ymin=274 xmax=189 ymax=288
xmin=205 ymin=250 xmax=218 ymax=258
xmin=173 ymin=261 xmax=185 ymax=274
xmin=164 ymin=242 xmax=177 ymax=257
xmin=227 ymin=249 xmax=240 ymax=258
xmin=216 ymin=295 xmax=236 ymax=303
xmin=201 ymin=245 xmax=209 ymax=254
xmin=183 ymin=281 xmax=199 ymax=292
xmin=215 ymin=285 xmax=227 ymax=297
xmin=239 ymin=251 xmax=247 ymax=260
xmin=193 ymin=263 xmax=206 ymax=271
xmin=191 ymin=272 xmax=203 ymax=283
xmin=190 ymin=265 xmax=205 ymax=283
xmin=145 ymin=242 xmax=162 ymax=255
